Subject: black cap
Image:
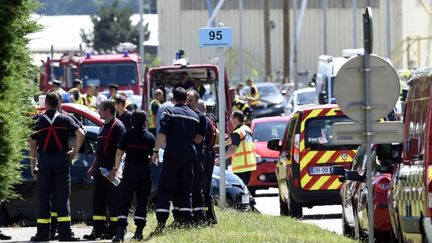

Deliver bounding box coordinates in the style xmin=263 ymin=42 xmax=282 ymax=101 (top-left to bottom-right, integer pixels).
xmin=52 ymin=80 xmax=62 ymax=86
xmin=109 ymin=84 xmax=119 ymax=90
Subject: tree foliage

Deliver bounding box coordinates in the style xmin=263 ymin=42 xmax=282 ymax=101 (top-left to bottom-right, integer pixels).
xmin=80 ymin=0 xmax=150 ymax=52
xmin=0 ymin=0 xmax=39 ymax=200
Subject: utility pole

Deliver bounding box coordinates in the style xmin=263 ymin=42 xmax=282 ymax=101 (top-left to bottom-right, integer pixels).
xmin=323 ymin=0 xmax=328 ymax=54
xmin=264 ymin=0 xmax=271 ymax=82
xmin=239 ymin=0 xmax=244 ymax=84
xmin=283 ymin=0 xmax=290 ymax=84
xmin=139 ymin=0 xmax=145 ymax=79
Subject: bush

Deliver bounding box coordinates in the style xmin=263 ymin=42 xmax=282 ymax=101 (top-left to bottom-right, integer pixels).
xmin=0 ymin=0 xmax=39 ymax=201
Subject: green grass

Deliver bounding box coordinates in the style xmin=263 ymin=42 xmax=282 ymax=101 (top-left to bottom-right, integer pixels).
xmin=124 ymin=209 xmax=355 ymax=243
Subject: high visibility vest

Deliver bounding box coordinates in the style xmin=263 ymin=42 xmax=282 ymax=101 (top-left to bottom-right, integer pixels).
xmin=233 ymin=98 xmax=249 ymax=112
xmin=68 ymin=88 xmax=84 ymax=105
xmin=248 ymin=85 xmax=260 ymax=106
xmin=231 ymin=125 xmax=257 ymax=173
xmin=83 ymin=94 xmax=97 ymax=110
xmin=148 ymin=99 xmax=161 ymax=129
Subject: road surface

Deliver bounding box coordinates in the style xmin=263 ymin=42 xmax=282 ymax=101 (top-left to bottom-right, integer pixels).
xmin=254 ymin=188 xmax=342 ymax=235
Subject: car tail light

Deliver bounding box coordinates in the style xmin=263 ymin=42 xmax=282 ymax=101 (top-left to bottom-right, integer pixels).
xmin=374 ymin=177 xmax=391 ymax=195
xmin=293 ymin=134 xmax=300 ymax=163
xmin=427 ymin=166 xmax=432 ymax=216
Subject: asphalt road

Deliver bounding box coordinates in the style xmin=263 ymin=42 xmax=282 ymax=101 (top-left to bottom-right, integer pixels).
xmin=254 ymin=188 xmax=343 ymax=235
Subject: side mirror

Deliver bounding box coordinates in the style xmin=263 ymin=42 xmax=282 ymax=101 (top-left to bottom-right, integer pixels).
xmin=345 ymin=170 xmax=365 ymax=182
xmin=267 ymin=139 xmax=281 ymax=151
xmin=318 ymin=91 xmax=327 ymax=104
xmin=331 ymin=165 xmax=345 ymax=176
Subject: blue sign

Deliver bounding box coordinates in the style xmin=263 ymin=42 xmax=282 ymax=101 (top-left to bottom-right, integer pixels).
xmin=199 ymin=27 xmax=232 ymax=48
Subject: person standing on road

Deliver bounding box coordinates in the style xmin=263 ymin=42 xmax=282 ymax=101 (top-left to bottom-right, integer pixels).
xmin=219 ymin=110 xmax=257 ymax=185
xmin=29 ymin=92 xmax=85 ymax=242
xmin=196 ymin=100 xmax=218 ymax=225
xmin=115 ymin=96 xmax=132 ymax=130
xmin=150 ymin=87 xmax=199 ymax=235
xmin=148 ymin=89 xmax=164 ymax=136
xmin=112 ymin=110 xmax=155 ymax=242
xmin=230 ymin=87 xmax=253 ymax=126
xmin=94 ymin=86 xmax=107 ymax=107
xmin=186 ymin=90 xmax=207 ymax=225
xmin=246 ymin=79 xmax=260 ymax=107
xmin=84 ymin=101 xmax=126 ymax=240
xmin=68 ymin=79 xmax=84 ymax=104
xmin=83 ymin=84 xmax=97 ymax=110
xmin=156 ymin=93 xmax=174 ymax=134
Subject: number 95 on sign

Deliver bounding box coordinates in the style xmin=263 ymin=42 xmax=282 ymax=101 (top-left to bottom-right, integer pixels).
xmin=199 ymin=27 xmax=232 ymax=48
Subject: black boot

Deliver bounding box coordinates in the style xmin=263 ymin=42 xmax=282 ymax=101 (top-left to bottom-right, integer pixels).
xmin=111 ymin=226 xmax=126 ymax=243
xmin=149 ymin=223 xmax=165 ymax=238
xmin=58 ymin=234 xmax=80 ymax=242
xmin=132 ymin=226 xmax=143 ymax=241
xmin=83 ymin=229 xmax=103 ymax=240
xmin=30 ymin=224 xmax=50 ymax=242
xmin=0 ymin=232 xmax=11 ymax=241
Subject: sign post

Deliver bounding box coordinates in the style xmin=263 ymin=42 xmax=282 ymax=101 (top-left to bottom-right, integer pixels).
xmin=332 ymin=7 xmax=403 ymax=243
xmin=199 ymin=24 xmax=232 ymax=207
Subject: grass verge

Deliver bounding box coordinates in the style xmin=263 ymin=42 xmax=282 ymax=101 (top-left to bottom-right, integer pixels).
xmin=125 ymin=209 xmax=355 ymax=243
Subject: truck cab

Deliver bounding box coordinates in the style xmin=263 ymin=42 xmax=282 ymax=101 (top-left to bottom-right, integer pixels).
xmin=142 ymin=57 xmax=232 ymax=132
xmin=316 ymin=49 xmax=363 ymax=104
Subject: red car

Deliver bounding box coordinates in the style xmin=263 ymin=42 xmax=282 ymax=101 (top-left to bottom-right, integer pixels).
xmin=332 ymin=144 xmax=400 ymax=241
xmin=249 ymin=116 xmax=290 ymax=195
xmin=37 ymin=103 xmax=103 ymax=127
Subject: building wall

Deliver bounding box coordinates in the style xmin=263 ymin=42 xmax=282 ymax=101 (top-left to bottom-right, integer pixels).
xmin=157 ymin=0 xmax=429 ymax=83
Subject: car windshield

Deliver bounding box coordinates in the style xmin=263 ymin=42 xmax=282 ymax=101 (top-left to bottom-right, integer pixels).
xmin=305 ymin=116 xmax=357 ymax=150
xmin=297 ymin=91 xmax=316 ymax=105
xmin=253 ymin=121 xmax=287 ymax=142
xmin=257 ymin=84 xmax=279 ymax=98
xmin=80 ymin=63 xmax=138 ymax=87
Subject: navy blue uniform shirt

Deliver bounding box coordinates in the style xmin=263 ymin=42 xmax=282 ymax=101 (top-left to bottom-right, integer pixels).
xmin=159 ymin=103 xmax=199 ymax=162
xmin=117 ymin=110 xmax=132 ymax=130
xmin=31 ymin=110 xmax=79 ymax=153
xmin=118 ymin=127 xmax=155 ymax=166
xmin=97 ymin=118 xmax=126 ymax=169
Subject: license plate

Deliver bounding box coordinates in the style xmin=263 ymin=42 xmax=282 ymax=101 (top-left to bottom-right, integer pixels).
xmin=241 ymin=194 xmax=250 ymax=204
xmin=309 ymin=166 xmax=332 ymax=175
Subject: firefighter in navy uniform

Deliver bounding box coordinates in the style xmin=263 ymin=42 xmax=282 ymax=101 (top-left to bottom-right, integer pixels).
xmin=115 ymin=96 xmax=132 ymax=130
xmin=150 ymin=88 xmax=200 ymax=235
xmin=111 ymin=110 xmax=155 ymax=242
xmin=196 ymin=100 xmax=218 ymax=225
xmin=29 ymin=92 xmax=85 ymax=242
xmin=84 ymin=101 xmax=126 ymax=240
xmin=185 ymin=90 xmax=207 ymax=225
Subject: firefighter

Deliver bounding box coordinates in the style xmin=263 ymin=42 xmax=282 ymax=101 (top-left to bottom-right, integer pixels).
xmin=230 ymin=87 xmax=253 ymax=125
xmin=84 ymin=101 xmax=126 ymax=240
xmin=196 ymin=100 xmax=218 ymax=225
xmin=112 ymin=110 xmax=155 ymax=242
xmin=48 ymin=80 xmax=70 ymax=103
xmin=174 ymin=71 xmax=194 ymax=90
xmin=219 ymin=110 xmax=257 ymax=185
xmin=148 ymin=89 xmax=164 ymax=136
xmin=68 ymin=79 xmax=84 ymax=104
xmin=186 ymin=90 xmax=207 ymax=225
xmin=29 ymin=92 xmax=85 ymax=242
xmin=83 ymin=84 xmax=97 ymax=110
xmin=150 ymin=87 xmax=199 ymax=235
xmin=246 ymin=79 xmax=260 ymax=107
xmin=115 ymin=96 xmax=132 ymax=130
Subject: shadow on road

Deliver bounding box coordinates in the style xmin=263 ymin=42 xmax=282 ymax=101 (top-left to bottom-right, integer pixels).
xmin=301 ymin=213 xmax=342 ymax=220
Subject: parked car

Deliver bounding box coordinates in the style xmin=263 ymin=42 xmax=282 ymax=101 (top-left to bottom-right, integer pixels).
xmin=286 ymin=87 xmax=317 ymax=115
xmin=332 ymin=144 xmax=400 ymax=241
xmin=267 ymin=104 xmax=357 ymax=218
xmin=249 ymin=116 xmax=290 ymax=195
xmin=37 ymin=103 xmax=103 ymax=127
xmin=388 ymin=67 xmax=432 ymax=242
xmin=252 ymin=82 xmax=288 ymax=118
xmin=3 ymin=126 xmax=253 ymax=224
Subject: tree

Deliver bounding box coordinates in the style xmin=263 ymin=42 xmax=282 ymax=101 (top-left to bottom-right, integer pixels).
xmin=81 ymin=0 xmax=150 ymax=52
xmin=0 ymin=0 xmax=38 ymax=200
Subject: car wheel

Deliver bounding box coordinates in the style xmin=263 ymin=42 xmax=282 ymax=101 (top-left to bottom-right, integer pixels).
xmin=279 ymin=195 xmax=289 ymax=216
xmin=287 ymin=187 xmax=302 ymax=218
xmin=342 ymin=208 xmax=354 ymax=238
